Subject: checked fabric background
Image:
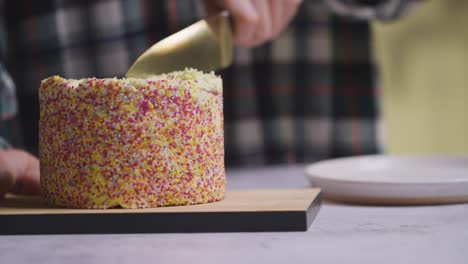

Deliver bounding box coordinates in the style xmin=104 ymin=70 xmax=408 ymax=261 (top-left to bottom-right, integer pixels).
xmin=1 ymin=0 xmax=380 ymax=167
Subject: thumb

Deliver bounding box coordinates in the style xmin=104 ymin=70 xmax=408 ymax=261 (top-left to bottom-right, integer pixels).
xmin=0 ymin=149 xmax=41 ymax=196
xmin=0 ymin=170 xmax=14 ymax=197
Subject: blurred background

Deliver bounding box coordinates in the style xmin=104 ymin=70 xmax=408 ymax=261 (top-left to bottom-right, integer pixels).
xmin=373 ymin=0 xmax=468 ymax=155
xmin=2 ymin=0 xmax=467 ymax=168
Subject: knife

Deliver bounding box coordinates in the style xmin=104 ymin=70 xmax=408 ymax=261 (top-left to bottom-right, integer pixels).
xmin=126 ymin=11 xmax=232 ymax=78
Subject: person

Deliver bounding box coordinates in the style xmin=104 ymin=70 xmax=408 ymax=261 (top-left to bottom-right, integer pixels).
xmin=0 ymin=0 xmax=419 ymax=197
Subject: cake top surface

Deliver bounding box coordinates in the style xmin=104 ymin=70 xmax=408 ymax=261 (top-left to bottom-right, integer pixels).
xmin=41 ymin=68 xmax=222 ymax=95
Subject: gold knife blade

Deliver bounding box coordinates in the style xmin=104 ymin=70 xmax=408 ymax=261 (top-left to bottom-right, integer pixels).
xmin=126 ymin=11 xmax=232 ymax=78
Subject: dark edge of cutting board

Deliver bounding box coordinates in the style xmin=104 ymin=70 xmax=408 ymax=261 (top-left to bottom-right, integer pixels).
xmin=0 ymin=192 xmax=321 ymax=235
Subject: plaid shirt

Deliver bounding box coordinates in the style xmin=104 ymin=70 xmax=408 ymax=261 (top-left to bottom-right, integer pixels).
xmin=0 ymin=0 xmax=418 ymax=167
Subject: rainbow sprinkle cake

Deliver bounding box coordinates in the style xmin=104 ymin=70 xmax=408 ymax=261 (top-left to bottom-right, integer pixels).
xmin=39 ymin=69 xmax=225 ymax=209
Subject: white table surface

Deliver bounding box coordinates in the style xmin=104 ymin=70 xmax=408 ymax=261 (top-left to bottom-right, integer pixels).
xmin=1 ymin=165 xmax=467 ymax=264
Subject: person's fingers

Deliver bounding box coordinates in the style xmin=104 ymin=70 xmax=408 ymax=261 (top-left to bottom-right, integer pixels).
xmin=203 ymin=0 xmax=301 ymax=47
xmin=203 ymin=0 xmax=259 ymax=47
xmin=0 ymin=170 xmax=14 ymax=198
xmin=202 ymin=0 xmax=266 ymax=47
xmin=11 ymin=153 xmax=41 ymax=195
xmin=0 ymin=150 xmax=16 ymax=197
xmin=270 ymin=0 xmax=283 ymax=39
xmin=281 ymin=0 xmax=302 ymax=30
xmin=270 ymin=0 xmax=303 ymax=41
xmin=0 ymin=149 xmax=41 ymax=196
xmin=249 ymin=0 xmax=273 ymax=47
xmin=224 ymin=0 xmax=260 ymax=47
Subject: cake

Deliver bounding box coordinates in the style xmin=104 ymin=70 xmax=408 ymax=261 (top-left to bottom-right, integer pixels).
xmin=39 ymin=69 xmax=225 ymax=209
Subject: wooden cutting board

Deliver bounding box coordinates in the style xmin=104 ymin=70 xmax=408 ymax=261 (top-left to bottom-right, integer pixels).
xmin=0 ymin=189 xmax=321 ymax=235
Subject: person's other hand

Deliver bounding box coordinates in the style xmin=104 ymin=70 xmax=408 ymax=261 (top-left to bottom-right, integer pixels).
xmin=203 ymin=0 xmax=302 ymax=48
xmin=0 ymin=149 xmax=40 ymax=198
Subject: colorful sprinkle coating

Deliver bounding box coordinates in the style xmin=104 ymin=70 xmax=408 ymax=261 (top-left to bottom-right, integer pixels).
xmin=39 ymin=69 xmax=225 ymax=209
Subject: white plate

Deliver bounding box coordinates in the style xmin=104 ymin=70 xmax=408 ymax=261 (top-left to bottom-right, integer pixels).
xmin=305 ymin=155 xmax=468 ymax=205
